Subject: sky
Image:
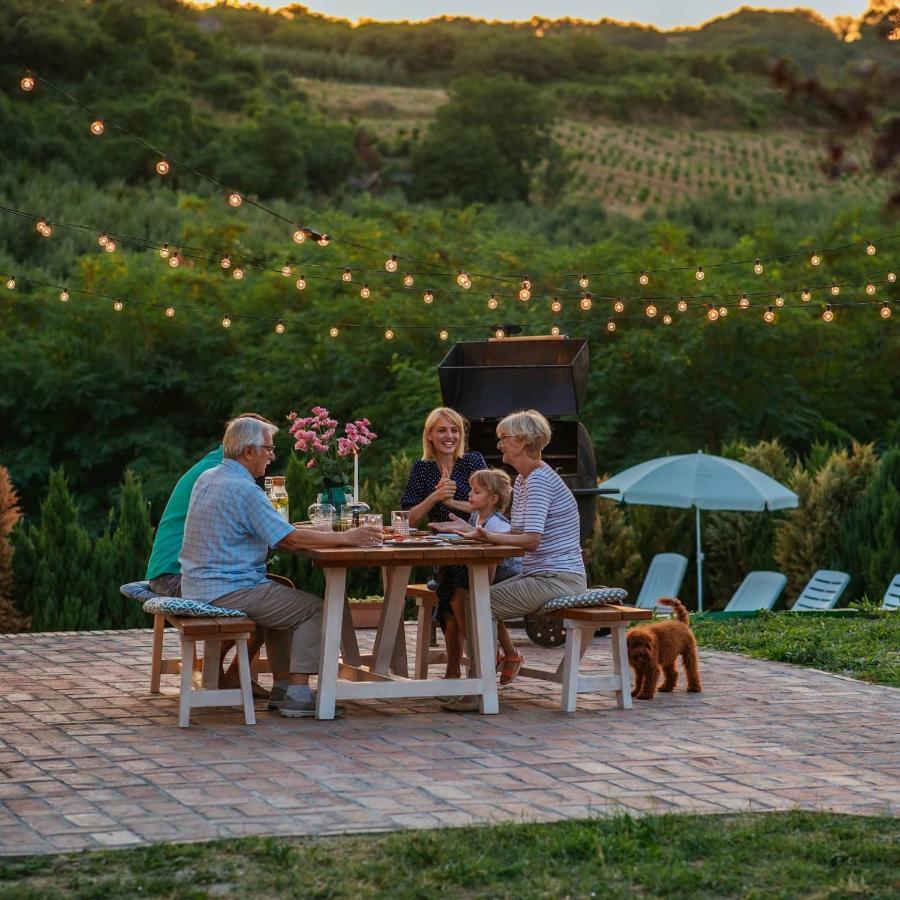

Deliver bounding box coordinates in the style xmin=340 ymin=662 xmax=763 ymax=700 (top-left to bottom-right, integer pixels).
xmin=251 ymin=1 xmax=870 ymax=28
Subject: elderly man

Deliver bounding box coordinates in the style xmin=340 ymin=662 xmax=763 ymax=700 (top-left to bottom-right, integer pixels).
xmin=180 ymin=415 xmax=381 ymax=719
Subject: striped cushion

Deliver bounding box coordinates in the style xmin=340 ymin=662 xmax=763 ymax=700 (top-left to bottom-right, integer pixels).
xmin=540 ymin=587 xmax=629 ymax=614
xmin=119 ymin=581 xmax=245 ymax=618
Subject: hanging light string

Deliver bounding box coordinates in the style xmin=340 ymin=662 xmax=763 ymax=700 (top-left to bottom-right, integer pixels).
xmin=16 ymin=68 xmax=900 ymax=291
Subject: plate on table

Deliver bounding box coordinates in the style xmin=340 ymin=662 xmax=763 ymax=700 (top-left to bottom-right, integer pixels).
xmin=383 ymin=537 xmax=443 ymax=547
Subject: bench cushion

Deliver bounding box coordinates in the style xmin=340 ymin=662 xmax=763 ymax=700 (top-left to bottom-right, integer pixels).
xmin=540 ymin=587 xmax=629 ymax=614
xmin=119 ymin=581 xmax=245 ymax=618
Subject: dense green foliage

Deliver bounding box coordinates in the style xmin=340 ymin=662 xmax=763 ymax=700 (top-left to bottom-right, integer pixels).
xmin=2 ymin=812 xmax=898 ymax=898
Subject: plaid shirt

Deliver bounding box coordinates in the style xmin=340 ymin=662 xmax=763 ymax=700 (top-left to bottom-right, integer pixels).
xmin=179 ymin=459 xmax=294 ymax=602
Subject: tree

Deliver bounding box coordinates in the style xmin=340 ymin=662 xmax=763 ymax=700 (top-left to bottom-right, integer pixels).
xmin=0 ymin=464 xmax=27 ymax=632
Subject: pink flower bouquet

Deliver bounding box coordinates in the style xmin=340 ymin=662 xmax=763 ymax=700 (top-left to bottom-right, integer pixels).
xmin=287 ymin=406 xmax=377 ymax=487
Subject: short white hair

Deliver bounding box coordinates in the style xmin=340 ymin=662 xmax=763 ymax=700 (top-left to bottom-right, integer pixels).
xmin=497 ymin=409 xmax=552 ymax=458
xmin=223 ymin=417 xmax=278 ymax=459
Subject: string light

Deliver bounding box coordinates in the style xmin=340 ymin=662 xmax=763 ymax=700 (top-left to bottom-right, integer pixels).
xmin=159 ymin=243 xmax=170 ymax=259
xmin=888 ymin=272 xmax=897 ymax=283
xmin=385 ymin=255 xmax=398 ymax=273
xmin=522 ymin=277 xmax=532 ymax=290
xmin=113 ymin=299 xmax=123 ymax=311
xmin=384 ymin=327 xmax=395 ymax=340
xmin=20 ymin=73 xmax=35 ymax=92
xmin=580 ymin=293 xmax=593 ymax=311
xmin=645 ymin=301 xmax=658 ymax=318
xmin=232 ymin=266 xmax=244 ymax=280
xmin=810 ymin=252 xmax=821 ymax=266
xmin=295 ymin=276 xmax=307 ymax=291
xmin=360 ymin=284 xmax=371 ymax=299
xmin=439 ymin=329 xmax=449 ymax=341
xmin=551 ymin=299 xmax=562 ymax=313
xmin=275 ymin=320 xmax=286 ymax=334
xmin=639 ymin=272 xmax=649 ymax=286
xmin=456 ymin=272 xmax=469 ymax=288
xmin=753 ymin=259 xmax=764 ymax=275
xmin=662 ymin=313 xmax=672 ymax=325
xmin=707 ymin=305 xmax=719 ymax=322
xmin=695 ymin=266 xmax=705 ymax=281
xmin=518 ymin=284 xmax=531 ymax=301
xmin=98 ymin=233 xmax=109 ymax=248
xmin=165 ymin=306 xmax=175 ymax=318
xmin=550 ymin=325 xmax=561 ymax=336
xmin=293 ymin=229 xmax=306 ymax=244
xmin=227 ymin=191 xmax=242 ymax=208
xmin=830 ymin=282 xmax=840 ymax=296
xmin=775 ymin=294 xmax=784 ymax=307
xmin=613 ymin=298 xmax=625 ymax=314
xmin=866 ymin=241 xmax=876 ymax=256
xmin=329 ymin=325 xmax=339 ymax=337
xmin=155 ymin=158 xmax=170 ymax=176
xmin=104 ymin=238 xmax=116 ymax=253
xmin=36 ymin=218 xmax=52 ymax=237
xmin=579 ymin=274 xmax=589 ymax=289
xmin=495 ymin=328 xmax=505 ymax=338
xmin=220 ymin=254 xmax=232 ymax=270
xmin=317 ymin=234 xmax=331 ymax=247
xmin=801 ymin=289 xmax=811 ymax=302
xmin=677 ymin=298 xmax=688 ymax=313
xmin=168 ymin=252 xmax=180 ymax=268
xmin=605 ymin=319 xmax=617 ymax=333
xmin=281 ymin=263 xmax=292 ymax=277
xmin=59 ymin=288 xmax=69 ymax=302
xmin=880 ymin=302 xmax=892 ymax=319
xmin=89 ymin=118 xmax=104 ymax=136
xmin=222 ymin=315 xmax=232 ymax=328
xmin=822 ymin=304 xmax=835 ymax=323
xmin=341 ymin=268 xmax=352 ymax=282
xmin=423 ymin=290 xmax=434 ymax=304
xmin=866 ymin=282 xmax=876 ymax=295
xmin=718 ymin=305 xmax=728 ymax=317
xmin=487 ymin=294 xmax=498 ymax=310
xmin=403 ymin=273 xmax=414 ymax=288
xmin=739 ymin=294 xmax=750 ymax=309
xmin=5 ymin=277 xmax=14 ymax=290
xmin=764 ymin=306 xmax=776 ymax=323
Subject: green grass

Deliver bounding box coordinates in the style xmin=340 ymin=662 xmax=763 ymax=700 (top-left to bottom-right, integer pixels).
xmin=1 ymin=812 xmax=898 ymax=898
xmin=693 ymin=610 xmax=900 ymax=687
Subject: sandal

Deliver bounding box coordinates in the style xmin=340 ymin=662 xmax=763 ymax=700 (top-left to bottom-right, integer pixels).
xmin=498 ymin=654 xmax=524 ymax=686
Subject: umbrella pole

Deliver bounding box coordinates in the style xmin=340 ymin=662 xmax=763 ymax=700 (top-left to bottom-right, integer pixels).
xmin=696 ymin=506 xmax=704 ymax=612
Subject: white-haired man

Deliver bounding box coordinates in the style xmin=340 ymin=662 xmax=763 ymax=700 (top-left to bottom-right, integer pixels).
xmin=180 ymin=416 xmax=381 ymax=719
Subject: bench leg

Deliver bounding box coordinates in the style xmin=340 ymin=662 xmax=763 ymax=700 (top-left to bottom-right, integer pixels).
xmin=201 ymin=639 xmax=222 ymax=690
xmin=561 ymin=624 xmax=584 ymax=713
xmin=150 ymin=614 xmax=165 ymax=693
xmin=179 ymin=639 xmax=194 ymax=728
xmin=611 ymin=624 xmax=632 ymax=710
xmin=235 ymin=636 xmax=256 ymax=726
xmin=414 ymin=599 xmax=434 ymax=679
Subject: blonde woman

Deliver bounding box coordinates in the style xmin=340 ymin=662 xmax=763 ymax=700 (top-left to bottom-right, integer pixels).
xmin=400 ymin=407 xmax=486 ymax=675
xmin=431 ymin=409 xmax=586 ymax=706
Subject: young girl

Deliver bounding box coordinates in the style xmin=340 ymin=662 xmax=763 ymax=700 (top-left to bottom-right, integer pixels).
xmin=442 ymin=468 xmax=524 ymax=684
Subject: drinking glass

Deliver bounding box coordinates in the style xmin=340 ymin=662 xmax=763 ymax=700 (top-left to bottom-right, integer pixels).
xmin=362 ymin=513 xmax=384 ymax=545
xmin=391 ymin=510 xmax=410 ymax=537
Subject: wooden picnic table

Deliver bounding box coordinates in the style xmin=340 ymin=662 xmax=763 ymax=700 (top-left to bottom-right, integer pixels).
xmin=292 ymin=541 xmax=524 ymax=719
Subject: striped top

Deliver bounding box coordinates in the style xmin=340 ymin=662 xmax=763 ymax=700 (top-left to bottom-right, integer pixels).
xmin=511 ymin=463 xmax=584 ymax=577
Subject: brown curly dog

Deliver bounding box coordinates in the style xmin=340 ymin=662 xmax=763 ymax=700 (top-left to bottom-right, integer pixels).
xmin=627 ymin=597 xmax=702 ymax=700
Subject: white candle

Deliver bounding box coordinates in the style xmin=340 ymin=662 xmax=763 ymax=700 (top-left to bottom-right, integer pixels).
xmin=353 ymin=452 xmax=359 ymax=502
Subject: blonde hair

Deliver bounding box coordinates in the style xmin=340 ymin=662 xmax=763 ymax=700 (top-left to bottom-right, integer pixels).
xmin=422 ymin=407 xmax=468 ymax=462
xmin=497 ymin=409 xmax=552 ymax=458
xmin=470 ymin=468 xmax=512 ymax=515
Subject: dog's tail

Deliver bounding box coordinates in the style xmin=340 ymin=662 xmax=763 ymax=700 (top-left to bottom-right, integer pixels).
xmin=658 ymin=597 xmax=690 ymax=625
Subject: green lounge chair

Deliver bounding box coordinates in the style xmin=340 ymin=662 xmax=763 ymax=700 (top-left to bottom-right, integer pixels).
xmin=790 ymin=569 xmax=851 ymax=611
xmin=882 ymin=573 xmax=900 ymax=611
xmin=723 ymin=571 xmax=787 ymax=612
xmin=635 ymin=553 xmax=688 ymax=611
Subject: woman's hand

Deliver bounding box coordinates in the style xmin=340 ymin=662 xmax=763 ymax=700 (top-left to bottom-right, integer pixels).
xmin=428 ymin=513 xmax=474 ymax=535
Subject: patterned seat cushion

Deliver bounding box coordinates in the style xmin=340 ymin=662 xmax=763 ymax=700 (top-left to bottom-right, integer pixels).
xmin=119 ymin=581 xmax=245 ymax=618
xmin=540 ymin=587 xmax=629 ymax=614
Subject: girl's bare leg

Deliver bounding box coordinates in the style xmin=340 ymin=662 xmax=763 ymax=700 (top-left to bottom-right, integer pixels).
xmin=443 ymin=616 xmax=462 ymax=678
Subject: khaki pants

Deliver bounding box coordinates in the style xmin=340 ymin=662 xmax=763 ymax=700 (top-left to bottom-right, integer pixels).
xmin=214 ymin=581 xmax=322 ymax=674
xmin=149 ymin=573 xmax=182 ymax=597
xmin=489 ymin=571 xmax=587 ymax=621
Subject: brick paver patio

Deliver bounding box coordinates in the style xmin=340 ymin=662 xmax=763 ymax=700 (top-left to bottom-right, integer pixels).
xmin=1 ymin=626 xmax=897 ymax=855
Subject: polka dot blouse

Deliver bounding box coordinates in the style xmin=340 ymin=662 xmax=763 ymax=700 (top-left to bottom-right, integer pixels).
xmin=400 ymin=451 xmax=487 ymax=524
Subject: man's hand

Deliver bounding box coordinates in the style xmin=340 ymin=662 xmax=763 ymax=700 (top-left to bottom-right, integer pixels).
xmin=342 ymin=525 xmax=384 ymax=547
xmin=428 ymin=513 xmax=474 ymax=535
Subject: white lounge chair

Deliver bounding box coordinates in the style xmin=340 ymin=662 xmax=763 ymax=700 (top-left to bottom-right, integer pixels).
xmin=635 ymin=553 xmax=688 ymax=611
xmin=723 ymin=571 xmax=787 ymax=612
xmin=881 ymin=573 xmax=900 ymax=611
xmin=790 ymin=569 xmax=851 ymax=611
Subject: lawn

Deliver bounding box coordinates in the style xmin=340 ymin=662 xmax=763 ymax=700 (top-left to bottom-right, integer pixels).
xmin=692 ymin=610 xmax=900 ymax=688
xmin=2 ymin=812 xmax=898 ymax=899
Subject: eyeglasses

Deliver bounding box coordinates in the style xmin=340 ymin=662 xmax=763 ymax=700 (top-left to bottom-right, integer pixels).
xmin=497 ymin=434 xmax=512 ymax=443
xmin=256 ymin=444 xmax=276 ymax=455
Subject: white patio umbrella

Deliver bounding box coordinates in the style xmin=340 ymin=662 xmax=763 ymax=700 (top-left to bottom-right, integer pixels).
xmin=598 ymin=451 xmax=798 ymax=611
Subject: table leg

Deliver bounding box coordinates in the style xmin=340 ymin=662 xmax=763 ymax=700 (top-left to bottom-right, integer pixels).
xmin=468 ymin=564 xmax=499 ymax=714
xmin=341 ymin=596 xmax=362 ymax=666
xmin=371 ymin=565 xmax=411 ymax=675
xmin=316 ymin=567 xmax=347 ymax=720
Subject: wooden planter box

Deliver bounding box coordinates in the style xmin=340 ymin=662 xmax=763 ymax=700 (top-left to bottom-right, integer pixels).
xmin=349 ymin=601 xmax=383 ymax=629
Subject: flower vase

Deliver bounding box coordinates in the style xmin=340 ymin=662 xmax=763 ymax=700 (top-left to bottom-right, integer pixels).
xmin=317 ymin=482 xmax=352 ymax=514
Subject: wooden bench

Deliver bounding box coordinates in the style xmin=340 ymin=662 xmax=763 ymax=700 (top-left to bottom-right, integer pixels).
xmin=519 ymin=604 xmax=652 ymax=712
xmin=150 ymin=613 xmax=256 ymax=727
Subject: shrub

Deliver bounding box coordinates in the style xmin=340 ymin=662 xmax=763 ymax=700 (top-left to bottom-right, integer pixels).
xmin=0 ymin=465 xmax=27 ymax=633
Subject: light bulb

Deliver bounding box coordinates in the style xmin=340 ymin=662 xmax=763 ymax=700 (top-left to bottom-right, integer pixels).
xmin=168 ymin=253 xmax=180 ymax=268
xmin=888 ymin=272 xmax=897 ymax=283
xmin=810 ymin=253 xmax=821 ymax=266
xmin=403 ymin=273 xmax=414 ymax=288
xmin=880 ymin=302 xmax=892 ymax=319
xmin=384 ymin=328 xmax=394 ymax=340
xmin=5 ymin=277 xmax=14 ymax=290
xmin=165 ymin=306 xmax=175 ymax=318
xmin=522 ymin=278 xmax=532 ymax=290
xmin=293 ymin=229 xmax=306 ymax=244
xmin=385 ymin=255 xmax=398 ymax=273
xmin=613 ymin=299 xmax=625 ymax=313
xmin=866 ymin=241 xmax=876 ymax=256
xmin=695 ymin=266 xmax=705 ymax=281
xmin=295 ymin=276 xmax=307 ymax=291
xmin=329 ymin=326 xmax=339 ymax=337
xmin=719 ymin=305 xmax=728 ymax=317
xmin=822 ymin=304 xmax=834 ymax=322
xmin=317 ymin=234 xmax=330 ymax=247
xmin=707 ymin=306 xmax=719 ymax=322
xmin=662 ymin=313 xmax=672 ymax=325
xmin=98 ymin=233 xmax=109 ymax=248
xmin=360 ymin=284 xmax=371 ymax=299
xmin=830 ymin=282 xmax=840 ymax=296
xmin=580 ymin=294 xmax=592 ymax=311
xmin=753 ymin=259 xmax=763 ymax=275
xmin=59 ymin=288 xmax=69 ymax=302
xmin=222 ymin=315 xmax=232 ymax=328
xmin=232 ymin=266 xmax=244 ymax=280
xmin=20 ymin=74 xmax=35 ymax=92
xmin=341 ymin=268 xmax=352 ymax=282
xmin=36 ymin=219 xmax=51 ymax=237
xmin=488 ymin=295 xmax=498 ymax=310
xmin=764 ymin=306 xmax=775 ymax=323
xmin=275 ymin=320 xmax=286 ymax=334
xmin=606 ymin=319 xmax=617 ymax=333
xmin=156 ymin=158 xmax=170 ymax=176
xmin=866 ymin=282 xmax=876 ymax=295
xmin=439 ymin=329 xmax=449 ymax=341
xmin=221 ymin=254 xmax=232 ymax=269
xmin=550 ymin=325 xmax=561 ymax=336
xmin=159 ymin=243 xmax=170 ymax=259
xmin=518 ymin=287 xmax=531 ymax=302
xmin=227 ymin=191 xmax=242 ymax=208
xmin=801 ymin=289 xmax=811 ymax=302
xmin=90 ymin=118 xmax=104 ymax=136
xmin=639 ymin=271 xmax=649 ymax=286
xmin=677 ymin=298 xmax=688 ymax=313
xmin=104 ymin=239 xmax=116 ymax=253
xmin=739 ymin=294 xmax=750 ymax=309
xmin=579 ymin=274 xmax=589 ymax=289
xmin=456 ymin=272 xmax=468 ymax=287
xmin=551 ymin=299 xmax=562 ymax=313
xmin=645 ymin=302 xmax=658 ymax=318
xmin=423 ymin=290 xmax=434 ymax=304
xmin=281 ymin=263 xmax=292 ymax=277
xmin=495 ymin=328 xmax=505 ymax=338
xmin=775 ymin=294 xmax=784 ymax=307
xmin=113 ymin=299 xmax=123 ymax=312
